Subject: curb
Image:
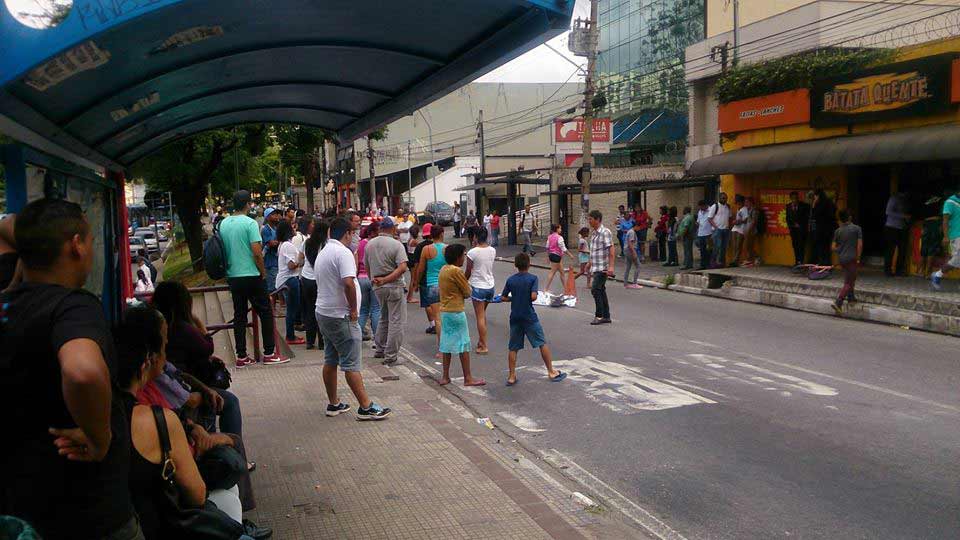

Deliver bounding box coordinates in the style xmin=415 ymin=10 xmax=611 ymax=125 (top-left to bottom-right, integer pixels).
xmin=494 ymin=256 xmax=670 ymax=290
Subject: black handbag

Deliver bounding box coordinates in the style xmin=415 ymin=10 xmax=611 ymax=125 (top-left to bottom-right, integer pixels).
xmin=150 ymin=406 xmax=246 ymax=540
xmin=205 ymin=357 xmax=232 ymax=390
xmin=196 ymin=444 xmax=247 ymax=492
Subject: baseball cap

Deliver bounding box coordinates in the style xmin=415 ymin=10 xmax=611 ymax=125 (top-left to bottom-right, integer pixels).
xmin=263 ymin=207 xmax=277 ymax=218
xmin=422 ymin=223 xmax=432 ymax=236
xmin=380 ymin=217 xmax=396 ymax=229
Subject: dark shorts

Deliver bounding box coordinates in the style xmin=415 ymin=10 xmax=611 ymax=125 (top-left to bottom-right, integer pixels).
xmin=548 ymin=253 xmax=562 ymax=263
xmin=509 ymin=319 xmax=546 ymax=351
xmin=420 ymin=284 xmax=440 ymax=308
xmin=471 ymin=286 xmax=496 ymax=302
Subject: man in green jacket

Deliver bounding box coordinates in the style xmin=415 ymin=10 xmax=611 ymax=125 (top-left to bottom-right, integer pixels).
xmin=677 ymin=206 xmax=696 ymax=270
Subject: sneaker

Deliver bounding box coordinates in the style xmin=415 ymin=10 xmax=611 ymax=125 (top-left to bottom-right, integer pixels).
xmin=373 ymin=351 xmax=385 ymax=359
xmin=357 ymin=402 xmax=392 ymax=421
xmin=831 ymin=302 xmax=843 ymax=316
xmin=242 ymin=518 xmax=273 ymax=540
xmin=362 ymin=333 xmax=372 ymax=342
xmin=236 ymin=356 xmax=255 ymax=368
xmin=931 ymin=273 xmax=943 ymax=291
xmin=425 ymin=326 xmax=436 ymax=334
xmin=286 ymin=337 xmax=306 ymax=345
xmin=325 ymin=402 xmax=352 ymax=417
xmin=262 ymin=353 xmax=290 ymax=366
xmin=626 ymin=283 xmax=642 ymax=289
xmin=306 ymin=343 xmax=316 ymax=350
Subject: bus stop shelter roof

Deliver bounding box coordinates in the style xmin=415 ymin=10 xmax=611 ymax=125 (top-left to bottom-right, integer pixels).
xmin=0 ymin=0 xmax=572 ymax=170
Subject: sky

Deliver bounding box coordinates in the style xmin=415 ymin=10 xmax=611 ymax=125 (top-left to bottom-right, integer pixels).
xmin=6 ymin=0 xmax=590 ymax=82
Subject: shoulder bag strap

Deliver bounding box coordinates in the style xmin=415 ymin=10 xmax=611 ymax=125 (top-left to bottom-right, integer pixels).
xmin=151 ymin=405 xmax=177 ymax=482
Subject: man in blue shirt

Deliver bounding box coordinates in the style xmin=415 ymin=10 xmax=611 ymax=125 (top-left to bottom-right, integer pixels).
xmin=261 ymin=207 xmax=281 ymax=291
xmin=498 ymin=253 xmax=566 ymax=386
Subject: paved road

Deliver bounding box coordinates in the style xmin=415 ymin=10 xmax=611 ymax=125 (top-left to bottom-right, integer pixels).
xmin=400 ymin=259 xmax=960 ymax=540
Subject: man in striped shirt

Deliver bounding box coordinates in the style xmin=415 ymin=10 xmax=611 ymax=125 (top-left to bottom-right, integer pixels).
xmin=588 ymin=210 xmax=615 ymax=325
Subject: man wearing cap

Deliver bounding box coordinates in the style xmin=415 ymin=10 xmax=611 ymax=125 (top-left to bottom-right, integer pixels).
xmin=220 ymin=191 xmax=282 ymax=366
xmin=364 ymin=217 xmax=409 ymax=364
xmin=261 ymin=207 xmax=281 ymax=292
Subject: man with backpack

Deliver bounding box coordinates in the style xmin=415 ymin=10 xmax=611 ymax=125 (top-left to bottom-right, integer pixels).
xmin=217 ymin=191 xmax=282 ymax=367
xmin=707 ymin=192 xmax=732 ymax=268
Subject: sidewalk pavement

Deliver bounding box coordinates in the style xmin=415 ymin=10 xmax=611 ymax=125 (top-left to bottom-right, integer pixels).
xmin=232 ymin=341 xmax=652 ymax=540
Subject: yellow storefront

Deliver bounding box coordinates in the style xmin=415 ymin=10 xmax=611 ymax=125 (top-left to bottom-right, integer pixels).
xmin=690 ymin=37 xmax=960 ymax=273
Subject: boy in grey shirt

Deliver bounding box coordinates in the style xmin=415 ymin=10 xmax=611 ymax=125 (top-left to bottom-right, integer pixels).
xmin=832 ymin=209 xmax=862 ymax=315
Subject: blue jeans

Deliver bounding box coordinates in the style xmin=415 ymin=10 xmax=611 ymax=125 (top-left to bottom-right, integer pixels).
xmin=283 ymin=276 xmax=300 ymax=340
xmin=265 ymin=266 xmax=278 ymax=293
xmin=696 ymin=236 xmax=712 ymax=269
xmin=215 ymin=388 xmax=242 ymax=437
xmin=712 ymin=229 xmax=730 ymax=267
xmin=359 ymin=277 xmax=380 ymax=337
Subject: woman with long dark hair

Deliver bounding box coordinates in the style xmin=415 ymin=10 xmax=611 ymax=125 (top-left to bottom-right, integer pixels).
xmin=276 ymin=221 xmax=304 ymax=345
xmin=302 ymin=219 xmax=328 ymax=349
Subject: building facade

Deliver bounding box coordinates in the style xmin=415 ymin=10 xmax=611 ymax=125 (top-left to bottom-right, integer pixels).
xmin=685 ymin=2 xmax=960 ymax=272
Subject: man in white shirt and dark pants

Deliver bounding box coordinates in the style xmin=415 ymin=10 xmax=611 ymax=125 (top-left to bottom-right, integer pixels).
xmin=708 ymin=193 xmax=732 ymax=268
xmin=314 ymin=217 xmax=391 ymax=420
xmin=695 ymin=200 xmax=714 ymax=270
xmin=520 ymin=204 xmax=536 ymax=256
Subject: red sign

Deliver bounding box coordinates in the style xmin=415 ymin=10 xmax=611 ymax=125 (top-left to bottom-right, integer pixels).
xmin=553 ymin=118 xmax=612 ymax=143
xmin=719 ymin=89 xmax=810 ymax=134
xmin=952 ymin=59 xmax=960 ymax=103
xmin=757 ymin=189 xmax=794 ymax=236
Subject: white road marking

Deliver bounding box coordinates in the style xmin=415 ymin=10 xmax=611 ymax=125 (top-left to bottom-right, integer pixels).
xmin=496 ymin=412 xmax=546 ymax=433
xmin=689 ymin=340 xmax=960 ymax=414
xmin=662 ymin=379 xmax=729 ymax=399
xmin=732 ymin=362 xmax=837 ymax=396
xmin=686 ymin=353 xmax=838 ymax=396
xmin=552 ymin=357 xmax=715 ymax=413
xmin=542 ymin=449 xmax=690 ymax=540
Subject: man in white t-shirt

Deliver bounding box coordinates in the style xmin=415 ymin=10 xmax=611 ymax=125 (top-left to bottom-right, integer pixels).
xmin=730 ymin=195 xmax=750 ymax=267
xmin=465 ymin=227 xmax=496 ymax=354
xmin=314 ymin=217 xmax=391 ymax=421
xmin=707 ymin=192 xmax=732 ymax=268
xmin=520 ymin=204 xmax=537 ymax=256
xmin=695 ymin=200 xmax=714 ymax=270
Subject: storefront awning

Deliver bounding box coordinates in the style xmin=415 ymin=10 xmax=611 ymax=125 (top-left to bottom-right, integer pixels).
xmin=545 ymin=175 xmax=718 ymax=195
xmin=688 ymin=123 xmax=960 ymax=176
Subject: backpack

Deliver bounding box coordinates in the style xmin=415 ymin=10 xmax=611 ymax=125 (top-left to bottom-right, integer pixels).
xmin=755 ymin=208 xmax=767 ymax=236
xmin=203 ymin=220 xmax=228 ymax=280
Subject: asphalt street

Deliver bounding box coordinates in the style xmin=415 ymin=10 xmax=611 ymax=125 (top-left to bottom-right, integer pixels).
xmin=400 ymin=258 xmax=960 ymax=540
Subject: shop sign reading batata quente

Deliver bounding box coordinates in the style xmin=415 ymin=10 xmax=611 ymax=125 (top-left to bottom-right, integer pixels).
xmin=811 ymin=53 xmax=957 ymax=127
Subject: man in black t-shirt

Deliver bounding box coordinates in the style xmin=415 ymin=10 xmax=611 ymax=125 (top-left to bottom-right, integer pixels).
xmin=0 ymin=199 xmax=140 ymax=540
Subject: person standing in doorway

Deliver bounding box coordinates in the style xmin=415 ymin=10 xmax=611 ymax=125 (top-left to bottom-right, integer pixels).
xmin=884 ymin=192 xmax=911 ymax=276
xmin=365 ymin=217 xmax=409 ymax=365
xmin=812 ymin=189 xmax=838 ymax=266
xmin=678 ymin=206 xmax=695 ymax=270
xmin=708 ymin=193 xmax=732 ymax=268
xmin=786 ymin=191 xmax=811 ymax=266
xmin=490 ymin=210 xmax=501 ymax=247
xmin=453 ymin=202 xmax=462 ymax=238
xmin=314 ymin=217 xmax=391 ymax=420
xmin=521 ymin=204 xmax=537 ymax=256
xmin=654 ymin=206 xmax=669 ymax=262
xmin=260 ymin=207 xmax=281 ymax=292
xmin=466 ymin=228 xmax=496 ymax=355
xmin=832 ymin=209 xmax=862 ymax=315
xmin=931 ymin=186 xmax=960 ymax=291
xmin=696 ymin=200 xmax=714 ymax=270
xmin=588 ymin=210 xmax=615 ymax=325
xmin=731 ymin=195 xmax=748 ymax=267
xmin=221 ymin=191 xmax=280 ymax=366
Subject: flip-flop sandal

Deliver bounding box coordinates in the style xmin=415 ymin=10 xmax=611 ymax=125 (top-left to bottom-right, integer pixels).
xmin=476 ymin=348 xmax=489 ymax=355
xmin=550 ymin=371 xmax=567 ymax=382
xmin=465 ymin=379 xmax=487 ymax=387
xmin=506 ymin=378 xmax=518 ymax=387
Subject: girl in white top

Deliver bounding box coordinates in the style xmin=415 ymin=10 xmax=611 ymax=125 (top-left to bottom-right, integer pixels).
xmin=275 ymin=221 xmax=305 ymax=344
xmin=465 ymin=227 xmax=496 ymax=354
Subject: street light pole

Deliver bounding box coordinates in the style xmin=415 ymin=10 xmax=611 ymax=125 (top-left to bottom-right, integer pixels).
xmin=418 ymin=109 xmax=437 ymax=205
xmin=580 ymin=0 xmax=599 ymax=223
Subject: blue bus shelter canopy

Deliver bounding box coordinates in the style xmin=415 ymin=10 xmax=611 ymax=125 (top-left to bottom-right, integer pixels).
xmin=0 ymin=0 xmax=571 ymax=169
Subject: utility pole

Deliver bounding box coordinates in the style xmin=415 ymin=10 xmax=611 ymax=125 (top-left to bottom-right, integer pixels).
xmin=478 ymin=109 xmax=486 ymax=217
xmin=732 ymin=0 xmax=740 ymax=66
xmin=366 ymin=136 xmax=377 ymax=213
xmin=579 ymin=0 xmax=599 ymax=223
xmin=306 ymin=148 xmax=316 ymax=215
xmin=233 ymin=126 xmax=240 ymax=192
xmin=320 ymin=141 xmax=328 ymax=213
xmin=418 ymin=110 xmax=437 ymax=206
xmin=407 ymin=140 xmax=412 ymax=213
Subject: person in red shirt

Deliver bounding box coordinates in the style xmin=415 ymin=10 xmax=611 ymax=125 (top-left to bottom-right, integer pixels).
xmin=634 ymin=204 xmax=651 ymax=262
xmin=490 ymin=211 xmax=501 ymax=247
xmin=654 ymin=206 xmax=669 ymax=262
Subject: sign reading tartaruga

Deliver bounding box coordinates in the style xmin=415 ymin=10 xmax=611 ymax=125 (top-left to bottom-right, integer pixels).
xmin=811 ymin=54 xmax=957 ymax=127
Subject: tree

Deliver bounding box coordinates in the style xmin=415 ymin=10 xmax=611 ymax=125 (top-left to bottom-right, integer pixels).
xmin=273 ymin=125 xmax=331 ymax=213
xmin=131 ymin=126 xmax=268 ymax=271
xmin=365 ymin=127 xmax=389 ymax=212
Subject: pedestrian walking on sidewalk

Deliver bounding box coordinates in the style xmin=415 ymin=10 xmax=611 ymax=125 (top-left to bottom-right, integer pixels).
xmin=276 ymin=221 xmax=305 ymax=346
xmin=438 ymin=243 xmax=485 ymax=387
xmin=315 ymin=217 xmax=391 ymax=420
xmin=575 ymin=227 xmax=591 ymax=280
xmin=499 ymin=253 xmax=566 ymax=386
xmin=544 ymin=224 xmax=573 ymax=294
xmin=832 ymin=209 xmax=862 ymax=315
xmin=365 ymin=217 xmax=409 ymax=365
xmin=520 ymin=204 xmax=537 ymax=256
xmin=708 ymin=193 xmax=732 ymax=268
xmin=624 ymin=221 xmax=641 ymax=288
xmin=588 ymin=210 xmax=615 ymax=325
xmin=678 ymin=206 xmax=695 ymax=270
xmin=932 ymin=186 xmax=960 ymax=290
xmin=412 ymin=225 xmax=446 ymax=355
xmin=221 ymin=191 xmax=280 ymax=367
xmin=465 ymin=228 xmax=496 ymax=354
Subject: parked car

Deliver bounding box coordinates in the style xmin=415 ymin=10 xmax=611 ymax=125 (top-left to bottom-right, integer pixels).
xmin=423 ymin=201 xmax=454 ymax=225
xmin=129 ymin=236 xmax=147 ymax=258
xmin=134 ymin=230 xmax=159 ymax=253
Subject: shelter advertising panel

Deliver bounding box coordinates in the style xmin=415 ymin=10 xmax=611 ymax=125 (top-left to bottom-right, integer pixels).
xmin=811 ymin=54 xmax=957 ymax=127
xmin=757 ymin=189 xmax=793 ymax=236
xmin=718 ymin=90 xmax=810 ymax=133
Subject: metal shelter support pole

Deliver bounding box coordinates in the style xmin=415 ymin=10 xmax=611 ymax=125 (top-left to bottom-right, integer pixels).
xmin=407 ymin=140 xmax=412 ymax=211
xmin=580 ymin=0 xmax=599 ymax=222
xmin=733 ymin=0 xmax=740 ymax=66
xmin=112 ymin=170 xmax=134 ymax=302
xmin=507 ymin=181 xmax=517 ymax=246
